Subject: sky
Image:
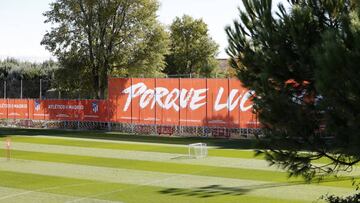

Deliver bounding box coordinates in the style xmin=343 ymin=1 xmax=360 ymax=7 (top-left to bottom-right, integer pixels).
xmin=0 ymin=0 xmax=285 ymax=62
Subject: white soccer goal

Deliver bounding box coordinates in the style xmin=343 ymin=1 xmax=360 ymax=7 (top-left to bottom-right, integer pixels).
xmin=188 ymin=143 xmax=207 ymax=159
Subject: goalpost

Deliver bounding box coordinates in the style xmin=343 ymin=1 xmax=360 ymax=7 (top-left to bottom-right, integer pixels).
xmin=188 ymin=143 xmax=207 ymax=159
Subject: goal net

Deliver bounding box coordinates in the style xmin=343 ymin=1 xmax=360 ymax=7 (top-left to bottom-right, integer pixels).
xmin=188 ymin=143 xmax=207 ymax=158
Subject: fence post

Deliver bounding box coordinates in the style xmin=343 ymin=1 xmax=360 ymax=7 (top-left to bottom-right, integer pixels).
xmin=20 ymin=79 xmax=23 ymax=99
xmin=107 ymin=100 xmax=111 ymax=131
xmin=4 ymin=81 xmax=6 ymax=99
xmin=39 ymin=79 xmax=42 ymax=99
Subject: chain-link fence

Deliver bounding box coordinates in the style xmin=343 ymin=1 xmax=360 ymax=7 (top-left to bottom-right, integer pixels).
xmin=0 ymin=119 xmax=261 ymax=139
xmin=0 ymin=77 xmax=262 ymax=138
xmin=0 ymin=79 xmax=93 ymax=99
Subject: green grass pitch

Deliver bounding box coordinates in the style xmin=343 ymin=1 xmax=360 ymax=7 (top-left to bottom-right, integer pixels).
xmin=0 ymin=128 xmax=358 ymax=202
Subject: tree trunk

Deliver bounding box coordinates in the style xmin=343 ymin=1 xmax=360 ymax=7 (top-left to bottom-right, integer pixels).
xmin=92 ymin=66 xmax=100 ymax=99
xmin=94 ymin=76 xmax=100 ymax=99
xmin=98 ymin=64 xmax=109 ymax=99
xmin=99 ymin=78 xmax=106 ymax=99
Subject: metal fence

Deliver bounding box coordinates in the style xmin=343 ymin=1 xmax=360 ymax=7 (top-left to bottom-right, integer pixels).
xmin=0 ymin=119 xmax=261 ymax=139
xmin=0 ymin=79 xmax=91 ymax=99
xmin=1 ymin=79 xmax=55 ymax=99
xmin=0 ymin=78 xmax=262 ymax=139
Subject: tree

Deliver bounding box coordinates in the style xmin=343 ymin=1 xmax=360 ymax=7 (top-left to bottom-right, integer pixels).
xmin=164 ymin=15 xmax=219 ymax=78
xmin=41 ymin=0 xmax=169 ymax=99
xmin=226 ymin=0 xmax=360 ymax=181
xmin=0 ymin=58 xmax=59 ymax=98
xmin=314 ymin=0 xmax=360 ymax=167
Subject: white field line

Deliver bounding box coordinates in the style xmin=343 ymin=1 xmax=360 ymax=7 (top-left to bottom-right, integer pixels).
xmin=25 ymin=135 xmax=259 ymax=151
xmin=0 ymin=186 xmax=117 ymax=203
xmin=3 ymin=141 xmax=360 ymax=175
xmin=0 ymin=183 xmax=94 ymax=200
xmin=68 ymin=158 xmax=222 ymax=203
xmin=0 ymin=158 xmax=267 ymax=188
xmin=0 ymin=141 xmax=278 ymax=172
xmin=66 ymin=188 xmax=126 ymax=203
xmin=22 ymin=135 xmax=202 ymax=148
xmin=68 ymin=168 xmax=208 ymax=203
xmin=0 ymin=159 xmax=354 ymax=201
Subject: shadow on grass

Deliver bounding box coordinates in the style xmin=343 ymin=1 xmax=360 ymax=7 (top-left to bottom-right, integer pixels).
xmin=0 ymin=127 xmax=261 ymax=150
xmin=158 ymin=176 xmax=360 ymax=199
xmin=159 ymin=185 xmax=251 ymax=198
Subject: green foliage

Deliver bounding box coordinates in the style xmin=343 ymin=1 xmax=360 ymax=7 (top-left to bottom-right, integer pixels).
xmin=42 ymin=0 xmax=169 ymax=98
xmin=164 ymin=15 xmax=219 ymax=78
xmin=53 ymin=54 xmax=94 ymax=99
xmin=0 ymin=58 xmax=59 ymax=98
xmin=314 ymin=6 xmax=360 ymax=159
xmin=226 ymin=0 xmax=360 ymax=180
xmin=323 ymin=193 xmax=360 ymax=203
xmin=0 ymin=58 xmax=57 ymax=80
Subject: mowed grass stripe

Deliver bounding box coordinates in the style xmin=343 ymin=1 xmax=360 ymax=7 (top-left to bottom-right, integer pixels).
xmin=0 ymin=171 xmax=308 ymax=203
xmin=3 ymin=136 xmax=260 ymax=159
xmin=3 ymin=141 xmax=357 ymax=177
xmin=0 ymin=158 xmax=280 ymax=189
xmin=1 ymin=136 xmax=341 ymax=165
xmin=1 ymin=149 xmax=358 ymax=188
xmin=0 ymin=149 xmax=291 ymax=183
xmin=1 ymin=170 xmax=294 ymax=203
xmin=0 ymin=164 xmax=350 ymax=203
xmin=0 ymin=141 xmax=284 ymax=172
xmin=0 ymin=128 xmax=337 ymax=163
xmin=0 ymin=186 xmax=117 ymax=203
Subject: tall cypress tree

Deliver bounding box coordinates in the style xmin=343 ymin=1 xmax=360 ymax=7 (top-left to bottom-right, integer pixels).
xmin=226 ymin=0 xmax=360 ymax=180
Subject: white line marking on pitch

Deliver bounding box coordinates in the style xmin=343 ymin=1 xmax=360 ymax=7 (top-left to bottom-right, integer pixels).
xmin=0 ymin=182 xmax=101 ymax=201
xmin=67 ymin=162 xmax=221 ymax=203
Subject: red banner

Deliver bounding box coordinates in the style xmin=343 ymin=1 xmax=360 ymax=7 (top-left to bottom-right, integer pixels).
xmin=0 ymin=78 xmax=259 ymax=128
xmin=179 ymin=78 xmax=207 ymax=126
xmin=0 ymin=99 xmax=108 ymax=122
xmin=108 ymin=78 xmax=259 ymax=128
xmin=0 ymin=99 xmax=29 ymax=119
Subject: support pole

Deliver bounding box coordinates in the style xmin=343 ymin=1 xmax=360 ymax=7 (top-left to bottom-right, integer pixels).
xmin=39 ymin=79 xmax=42 ymax=99
xmin=20 ymin=79 xmax=23 ymax=99
xmin=4 ymin=81 xmax=6 ymax=99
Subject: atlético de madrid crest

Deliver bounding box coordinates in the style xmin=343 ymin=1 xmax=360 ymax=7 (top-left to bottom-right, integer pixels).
xmin=92 ymin=101 xmax=99 ymax=113
xmin=34 ymin=100 xmax=41 ymax=111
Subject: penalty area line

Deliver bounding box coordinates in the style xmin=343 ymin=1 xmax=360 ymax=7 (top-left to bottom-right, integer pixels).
xmin=0 ymin=182 xmax=104 ymax=201
xmin=67 ymin=165 xmax=218 ymax=203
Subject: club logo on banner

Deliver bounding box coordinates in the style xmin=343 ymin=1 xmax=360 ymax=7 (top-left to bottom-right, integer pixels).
xmin=92 ymin=101 xmax=99 ymax=113
xmin=34 ymin=100 xmax=41 ymax=111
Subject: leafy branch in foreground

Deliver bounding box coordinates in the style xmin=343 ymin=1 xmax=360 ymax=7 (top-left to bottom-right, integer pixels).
xmin=227 ymin=0 xmax=360 ymax=180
